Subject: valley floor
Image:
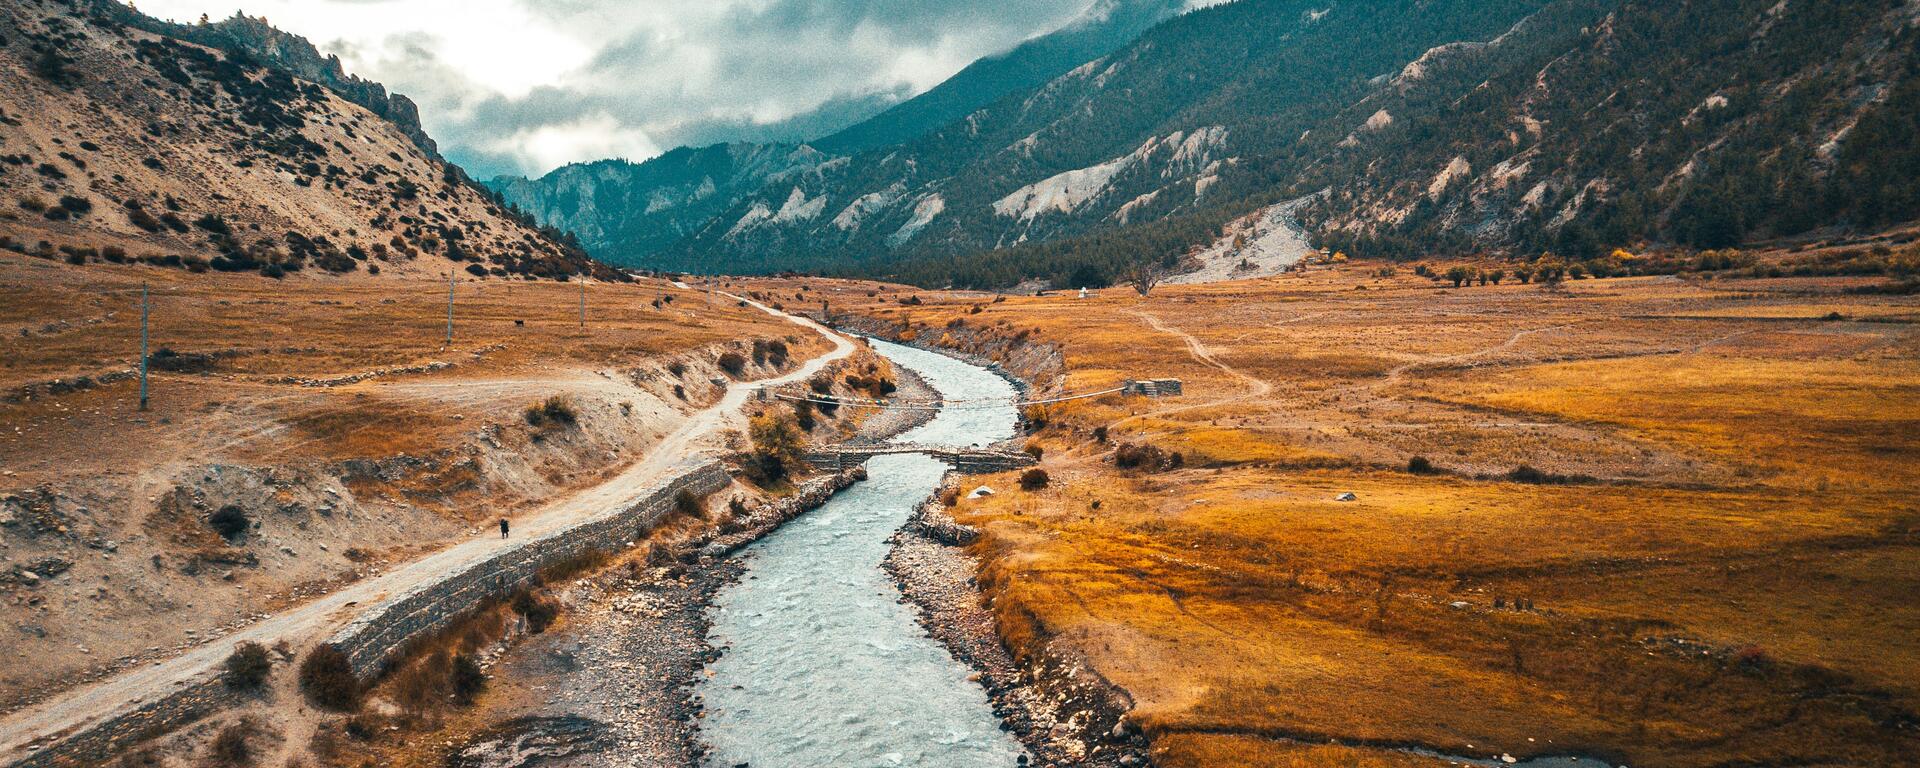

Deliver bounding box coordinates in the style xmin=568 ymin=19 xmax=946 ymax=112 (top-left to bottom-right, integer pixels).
xmin=795 ymin=259 xmax=1920 ymax=767
xmin=0 ymin=257 xmax=836 ymax=749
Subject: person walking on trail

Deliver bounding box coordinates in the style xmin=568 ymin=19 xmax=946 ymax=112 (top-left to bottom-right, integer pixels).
xmin=499 ymin=518 xmax=510 ymax=539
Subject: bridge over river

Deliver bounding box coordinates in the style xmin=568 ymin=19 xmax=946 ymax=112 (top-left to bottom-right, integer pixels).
xmin=805 ymin=445 xmax=1038 ymax=475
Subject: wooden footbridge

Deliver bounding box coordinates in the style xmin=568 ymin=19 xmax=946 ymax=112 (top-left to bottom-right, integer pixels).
xmin=805 ymin=446 xmax=1037 ymax=475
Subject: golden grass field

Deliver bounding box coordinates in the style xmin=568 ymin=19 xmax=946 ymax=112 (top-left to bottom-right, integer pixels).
xmin=0 ymin=255 xmax=818 ymax=480
xmin=803 ymin=262 xmax=1920 ymax=767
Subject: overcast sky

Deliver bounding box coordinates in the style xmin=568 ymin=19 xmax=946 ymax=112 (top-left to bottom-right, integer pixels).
xmin=136 ymin=0 xmax=1105 ymax=179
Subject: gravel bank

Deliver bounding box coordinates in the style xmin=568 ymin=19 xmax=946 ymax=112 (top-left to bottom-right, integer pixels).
xmin=884 ymin=501 xmax=1151 ymax=768
xmin=448 ymin=470 xmax=861 ymax=768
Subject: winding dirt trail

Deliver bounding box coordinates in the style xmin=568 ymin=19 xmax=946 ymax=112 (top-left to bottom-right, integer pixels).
xmin=1113 ymin=310 xmax=1273 ymax=428
xmin=0 ymin=296 xmax=853 ymax=766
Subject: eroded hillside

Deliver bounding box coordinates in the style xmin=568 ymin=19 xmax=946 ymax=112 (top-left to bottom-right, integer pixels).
xmin=0 ymin=0 xmax=615 ymax=281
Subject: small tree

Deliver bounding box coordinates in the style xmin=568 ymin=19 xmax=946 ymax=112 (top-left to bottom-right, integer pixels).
xmin=1488 ymin=268 xmax=1506 ymax=285
xmin=746 ymin=412 xmax=807 ymax=484
xmin=1122 ymin=263 xmax=1164 ymax=297
xmin=1019 ymin=468 xmax=1051 ymax=491
xmin=1445 ymin=266 xmax=1471 ymax=288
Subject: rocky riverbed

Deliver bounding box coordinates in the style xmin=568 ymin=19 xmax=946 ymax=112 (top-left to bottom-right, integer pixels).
xmin=884 ymin=501 xmax=1150 ymax=768
xmin=447 ymin=470 xmax=860 ymax=768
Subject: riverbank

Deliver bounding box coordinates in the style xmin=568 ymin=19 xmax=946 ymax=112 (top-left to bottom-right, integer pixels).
xmin=885 ymin=499 xmax=1149 ymax=768
xmin=446 ymin=468 xmax=863 ymax=768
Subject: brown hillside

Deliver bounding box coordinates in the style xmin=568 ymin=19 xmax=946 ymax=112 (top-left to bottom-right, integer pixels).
xmin=0 ymin=0 xmax=616 ymax=281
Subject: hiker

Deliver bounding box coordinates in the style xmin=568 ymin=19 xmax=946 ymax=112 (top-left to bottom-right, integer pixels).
xmin=499 ymin=518 xmax=509 ymax=539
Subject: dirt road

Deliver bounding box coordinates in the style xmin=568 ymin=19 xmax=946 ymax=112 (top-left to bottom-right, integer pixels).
xmin=0 ymin=296 xmax=853 ymax=765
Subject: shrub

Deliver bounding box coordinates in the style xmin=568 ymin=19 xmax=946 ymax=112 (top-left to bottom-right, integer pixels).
xmin=1023 ymin=443 xmax=1044 ymax=459
xmin=450 ymin=652 xmax=485 ymax=704
xmin=223 ymin=642 xmax=272 ymax=690
xmin=1114 ymin=442 xmax=1181 ymax=472
xmin=728 ymin=496 xmax=748 ymax=516
xmin=1092 ymin=425 xmax=1109 ymax=443
xmin=206 ymin=718 xmax=257 ymax=767
xmin=56 ymin=195 xmax=91 ymax=215
xmin=511 ymin=590 xmax=557 ymax=634
xmin=793 ymin=400 xmax=816 ymax=431
xmin=674 ymin=488 xmax=703 ymax=517
xmin=809 ymin=376 xmax=834 ymax=395
xmin=523 ymin=395 xmax=577 ymax=428
xmin=298 ymin=645 xmax=360 ymax=711
xmin=717 ymin=351 xmax=747 ymax=377
xmin=1019 ymin=469 xmax=1050 ymax=491
xmin=1407 ymin=456 xmax=1435 ymax=474
xmin=207 ymin=505 xmax=250 ymax=542
xmin=667 ymin=361 xmax=687 ymax=377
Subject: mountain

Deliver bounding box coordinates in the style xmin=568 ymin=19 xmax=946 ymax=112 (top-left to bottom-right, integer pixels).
xmin=667 ymin=0 xmax=1920 ymax=287
xmin=812 ymin=0 xmax=1195 ymax=155
xmin=486 ymin=143 xmax=834 ymax=269
xmin=0 ymin=0 xmax=615 ymax=281
xmin=485 ymin=0 xmax=1191 ymax=271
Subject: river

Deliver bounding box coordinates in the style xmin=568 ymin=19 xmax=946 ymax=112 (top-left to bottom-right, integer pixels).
xmin=696 ymin=339 xmax=1026 ymax=767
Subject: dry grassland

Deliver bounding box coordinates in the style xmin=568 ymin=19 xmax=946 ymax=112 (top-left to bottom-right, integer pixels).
xmin=820 ymin=263 xmax=1920 ymax=766
xmin=0 ymin=255 xmax=816 ymax=478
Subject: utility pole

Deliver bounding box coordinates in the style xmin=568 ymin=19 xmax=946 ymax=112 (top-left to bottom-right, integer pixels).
xmin=444 ymin=273 xmax=455 ymax=349
xmin=579 ymin=280 xmax=586 ymax=328
xmin=138 ymin=283 xmax=150 ymax=411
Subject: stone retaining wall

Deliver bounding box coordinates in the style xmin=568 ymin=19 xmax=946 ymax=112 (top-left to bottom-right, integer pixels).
xmin=9 ymin=674 xmax=237 ymax=768
xmin=327 ymin=459 xmax=730 ymax=677
xmin=5 ymin=460 xmax=730 ymax=768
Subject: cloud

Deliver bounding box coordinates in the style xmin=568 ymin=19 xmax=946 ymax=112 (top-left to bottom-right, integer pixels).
xmin=136 ymin=0 xmax=1100 ymax=178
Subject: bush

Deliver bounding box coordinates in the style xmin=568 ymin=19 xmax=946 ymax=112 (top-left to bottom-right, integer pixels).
xmin=56 ymin=195 xmax=91 ymax=215
xmin=298 ymin=645 xmax=360 ymax=711
xmin=1023 ymin=443 xmax=1044 ymax=459
xmin=511 ymin=590 xmax=557 ymax=634
xmin=450 ymin=652 xmax=486 ymax=704
xmin=1114 ymin=442 xmax=1181 ymax=472
xmin=1407 ymin=456 xmax=1435 ymax=474
xmin=207 ymin=505 xmax=250 ymax=542
xmin=223 ymin=642 xmax=272 ymax=690
xmin=674 ymin=488 xmax=703 ymax=517
xmin=1092 ymin=425 xmax=1109 ymax=443
xmin=717 ymin=351 xmax=748 ymax=377
xmin=1019 ymin=468 xmax=1050 ymax=491
xmin=206 ymin=718 xmax=257 ymax=767
xmin=523 ymin=395 xmax=577 ymax=428
xmin=793 ymin=400 xmax=816 ymax=431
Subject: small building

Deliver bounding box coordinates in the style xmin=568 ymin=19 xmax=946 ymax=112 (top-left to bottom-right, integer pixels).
xmin=1123 ymin=379 xmax=1183 ymax=397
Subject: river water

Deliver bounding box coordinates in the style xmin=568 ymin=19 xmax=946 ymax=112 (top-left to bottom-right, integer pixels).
xmin=697 ymin=339 xmax=1025 ymax=767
